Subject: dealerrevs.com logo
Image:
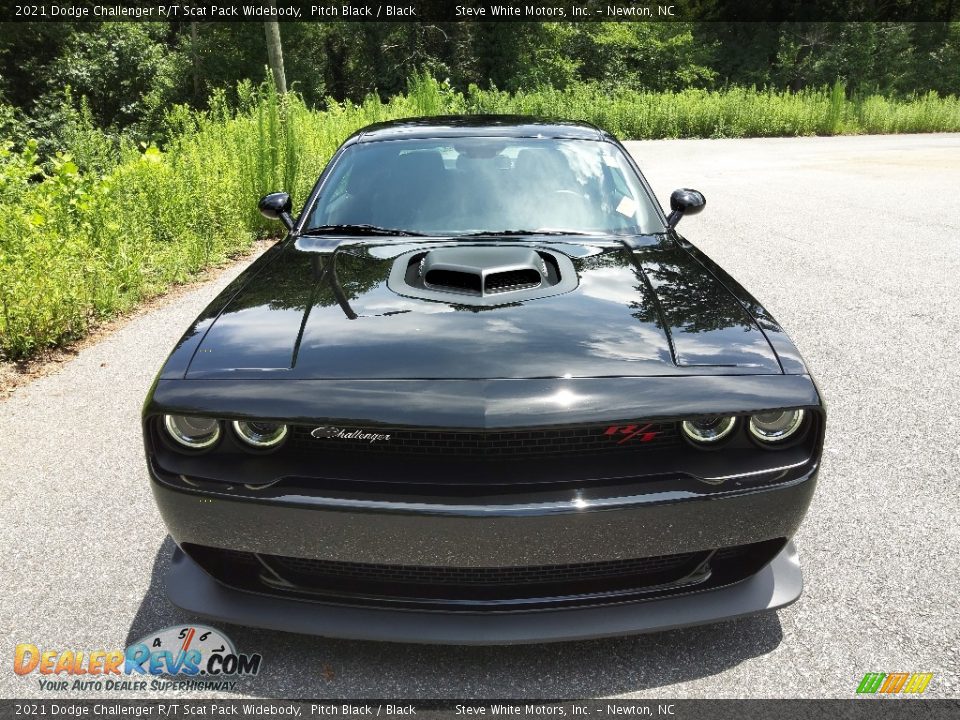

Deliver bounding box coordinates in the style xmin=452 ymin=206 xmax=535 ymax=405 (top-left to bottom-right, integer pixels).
xmin=14 ymin=625 xmax=262 ymax=692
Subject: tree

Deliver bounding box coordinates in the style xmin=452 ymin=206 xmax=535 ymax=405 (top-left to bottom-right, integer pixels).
xmin=264 ymin=1 xmax=287 ymax=94
xmin=573 ymin=24 xmax=716 ymax=91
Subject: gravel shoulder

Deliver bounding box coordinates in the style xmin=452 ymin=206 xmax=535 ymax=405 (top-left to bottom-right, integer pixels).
xmin=1 ymin=134 xmax=958 ymax=700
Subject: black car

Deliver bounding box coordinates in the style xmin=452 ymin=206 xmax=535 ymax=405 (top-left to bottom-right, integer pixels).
xmin=143 ymin=116 xmax=825 ymax=644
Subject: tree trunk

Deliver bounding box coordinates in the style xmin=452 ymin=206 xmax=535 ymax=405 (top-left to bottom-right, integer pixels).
xmin=264 ymin=2 xmax=287 ymax=94
xmin=190 ymin=22 xmax=200 ymax=102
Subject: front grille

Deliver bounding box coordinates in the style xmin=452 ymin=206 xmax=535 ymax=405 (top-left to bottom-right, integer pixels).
xmin=291 ymin=421 xmax=680 ymax=459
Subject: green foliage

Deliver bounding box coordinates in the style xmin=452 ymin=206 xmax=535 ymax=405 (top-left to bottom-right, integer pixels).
xmin=2 ymin=75 xmax=960 ymax=360
xmin=16 ymin=23 xmax=176 ymax=149
xmin=460 ymin=81 xmax=960 ymax=138
xmin=4 ymin=21 xmax=959 ymax=144
xmin=574 ymin=23 xmax=717 ymax=91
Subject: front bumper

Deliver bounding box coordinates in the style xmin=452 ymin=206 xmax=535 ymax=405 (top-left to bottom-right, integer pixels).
xmin=165 ymin=540 xmax=802 ymax=644
xmin=150 ymin=460 xmax=816 ymax=567
xmin=150 ymin=456 xmax=816 ymax=642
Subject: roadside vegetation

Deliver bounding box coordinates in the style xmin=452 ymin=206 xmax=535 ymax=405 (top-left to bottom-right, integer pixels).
xmin=3 ymin=73 xmax=960 ymax=361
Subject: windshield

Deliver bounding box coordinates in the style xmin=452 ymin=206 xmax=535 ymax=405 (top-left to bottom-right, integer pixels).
xmin=304 ymin=137 xmax=664 ymax=236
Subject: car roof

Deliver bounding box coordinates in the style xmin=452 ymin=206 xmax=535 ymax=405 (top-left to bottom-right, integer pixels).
xmin=349 ymin=115 xmax=610 ymax=143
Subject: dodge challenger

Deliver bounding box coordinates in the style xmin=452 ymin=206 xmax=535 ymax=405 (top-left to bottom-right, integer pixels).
xmin=143 ymin=117 xmax=825 ymax=644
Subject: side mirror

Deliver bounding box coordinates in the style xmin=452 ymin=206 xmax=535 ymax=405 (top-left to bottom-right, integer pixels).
xmin=258 ymin=192 xmax=294 ymax=230
xmin=666 ymin=188 xmax=706 ymax=229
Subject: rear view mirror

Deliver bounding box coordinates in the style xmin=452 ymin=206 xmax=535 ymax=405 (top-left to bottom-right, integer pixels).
xmin=258 ymin=192 xmax=294 ymax=230
xmin=666 ymin=188 xmax=706 ymax=228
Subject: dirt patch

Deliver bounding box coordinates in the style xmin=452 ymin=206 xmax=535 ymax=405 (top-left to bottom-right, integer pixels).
xmin=0 ymin=239 xmax=274 ymax=401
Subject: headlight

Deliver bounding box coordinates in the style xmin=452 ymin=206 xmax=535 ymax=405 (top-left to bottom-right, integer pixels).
xmin=232 ymin=420 xmax=288 ymax=448
xmin=681 ymin=416 xmax=737 ymax=444
xmin=749 ymin=409 xmax=806 ymax=443
xmin=164 ymin=415 xmax=221 ymax=449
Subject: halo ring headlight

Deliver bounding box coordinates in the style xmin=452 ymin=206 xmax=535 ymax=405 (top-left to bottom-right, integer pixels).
xmin=232 ymin=420 xmax=288 ymax=449
xmin=681 ymin=416 xmax=737 ymax=444
xmin=749 ymin=409 xmax=806 ymax=443
xmin=164 ymin=415 xmax=221 ymax=449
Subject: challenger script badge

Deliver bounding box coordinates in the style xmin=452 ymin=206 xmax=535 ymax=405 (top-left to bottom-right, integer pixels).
xmin=311 ymin=426 xmax=392 ymax=443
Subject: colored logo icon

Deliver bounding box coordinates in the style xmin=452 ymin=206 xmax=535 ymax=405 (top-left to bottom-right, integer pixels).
xmin=856 ymin=672 xmax=934 ymax=694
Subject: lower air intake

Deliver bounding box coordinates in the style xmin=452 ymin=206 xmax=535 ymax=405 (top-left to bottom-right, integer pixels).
xmin=181 ymin=538 xmax=786 ymax=611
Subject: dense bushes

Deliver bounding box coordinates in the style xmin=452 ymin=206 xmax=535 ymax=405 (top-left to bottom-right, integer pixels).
xmin=462 ymin=79 xmax=960 ymax=137
xmin=2 ymin=74 xmax=960 ymax=361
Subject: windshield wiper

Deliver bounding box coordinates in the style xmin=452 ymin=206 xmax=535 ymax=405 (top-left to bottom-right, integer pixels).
xmin=300 ymin=224 xmax=425 ymax=237
xmin=459 ymin=229 xmax=595 ymax=237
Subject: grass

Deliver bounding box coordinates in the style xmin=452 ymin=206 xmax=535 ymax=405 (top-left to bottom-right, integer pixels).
xmin=2 ymin=73 xmax=959 ymax=361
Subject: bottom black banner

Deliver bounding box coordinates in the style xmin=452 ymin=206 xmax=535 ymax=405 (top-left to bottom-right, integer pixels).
xmin=1 ymin=700 xmax=958 ymax=720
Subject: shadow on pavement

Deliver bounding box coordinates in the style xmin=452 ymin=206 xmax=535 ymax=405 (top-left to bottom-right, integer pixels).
xmin=127 ymin=536 xmax=784 ymax=698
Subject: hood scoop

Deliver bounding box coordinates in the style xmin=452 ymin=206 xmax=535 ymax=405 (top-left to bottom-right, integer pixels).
xmin=388 ymin=245 xmax=578 ymax=307
xmin=422 ymin=247 xmax=546 ymax=296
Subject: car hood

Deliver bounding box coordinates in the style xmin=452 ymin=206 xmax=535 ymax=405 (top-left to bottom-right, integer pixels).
xmin=183 ymin=236 xmax=782 ymax=380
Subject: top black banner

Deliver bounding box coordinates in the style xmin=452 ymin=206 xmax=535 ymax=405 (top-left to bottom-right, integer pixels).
xmin=3 ymin=0 xmax=958 ymax=23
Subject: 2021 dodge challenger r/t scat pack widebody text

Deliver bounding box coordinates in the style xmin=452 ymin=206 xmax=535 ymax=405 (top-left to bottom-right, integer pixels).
xmin=143 ymin=117 xmax=825 ymax=644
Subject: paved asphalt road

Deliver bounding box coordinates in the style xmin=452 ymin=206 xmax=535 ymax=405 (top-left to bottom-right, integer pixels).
xmin=2 ymin=134 xmax=958 ymax=700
